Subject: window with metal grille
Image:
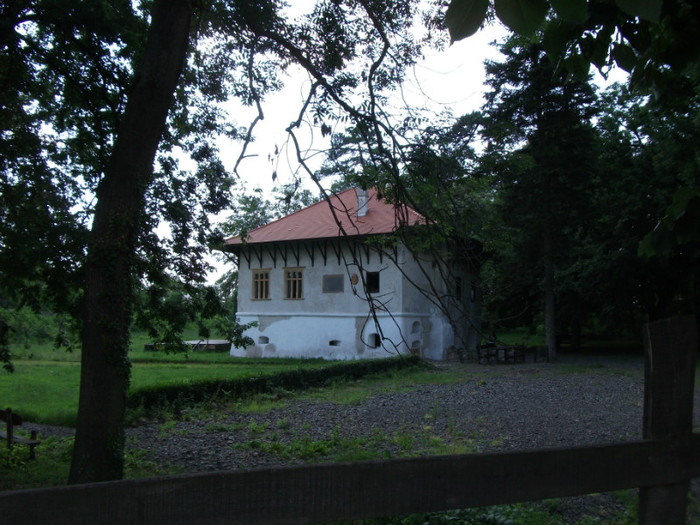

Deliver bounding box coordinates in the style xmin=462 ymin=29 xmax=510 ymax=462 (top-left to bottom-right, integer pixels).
xmin=252 ymin=270 xmax=270 ymax=300
xmin=285 ymin=268 xmax=303 ymax=299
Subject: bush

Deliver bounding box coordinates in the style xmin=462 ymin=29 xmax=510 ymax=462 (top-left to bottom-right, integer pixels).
xmin=0 ymin=444 xmax=27 ymax=470
xmin=127 ymin=355 xmax=423 ymax=419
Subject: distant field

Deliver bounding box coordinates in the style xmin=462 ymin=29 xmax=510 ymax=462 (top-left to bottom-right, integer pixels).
xmin=0 ymin=350 xmax=331 ymax=427
xmin=8 ymin=326 xmax=236 ymax=363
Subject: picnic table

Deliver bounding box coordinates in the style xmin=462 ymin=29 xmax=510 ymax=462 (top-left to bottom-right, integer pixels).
xmin=477 ymin=344 xmax=526 ymax=364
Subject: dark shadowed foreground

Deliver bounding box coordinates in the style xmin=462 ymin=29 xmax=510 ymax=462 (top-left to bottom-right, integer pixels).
xmin=25 ymin=353 xmax=700 ymax=522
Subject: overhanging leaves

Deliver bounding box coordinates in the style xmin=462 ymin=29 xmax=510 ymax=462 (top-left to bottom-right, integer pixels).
xmin=445 ymin=0 xmax=490 ymax=42
xmin=615 ymin=0 xmax=663 ymax=24
xmin=550 ymin=0 xmax=587 ymax=24
xmin=611 ymin=42 xmax=637 ymax=72
xmin=494 ymin=0 xmax=548 ymax=37
xmin=639 ymin=187 xmax=700 ymax=257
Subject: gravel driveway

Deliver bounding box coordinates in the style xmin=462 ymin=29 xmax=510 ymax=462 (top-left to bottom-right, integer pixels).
xmin=124 ymin=354 xmax=680 ymax=470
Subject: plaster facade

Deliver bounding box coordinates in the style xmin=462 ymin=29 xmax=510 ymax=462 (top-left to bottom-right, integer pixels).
xmin=231 ymin=238 xmax=479 ymax=360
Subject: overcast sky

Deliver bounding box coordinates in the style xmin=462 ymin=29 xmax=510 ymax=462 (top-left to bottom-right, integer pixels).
xmin=205 ymin=19 xmax=511 ymax=282
xmin=217 ymin=20 xmax=511 ymax=195
xmin=206 ymin=10 xmax=626 ymax=282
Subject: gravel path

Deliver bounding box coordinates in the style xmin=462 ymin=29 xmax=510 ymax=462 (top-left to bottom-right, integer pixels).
xmin=26 ymin=353 xmax=700 ymax=522
xmin=123 ymin=354 xmax=668 ymax=472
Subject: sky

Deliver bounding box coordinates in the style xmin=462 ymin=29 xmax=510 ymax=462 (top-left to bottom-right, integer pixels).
xmin=218 ymin=19 xmax=626 ymax=197
xmin=204 ymin=19 xmax=512 ymax=283
xmin=205 ymin=7 xmax=626 ymax=283
xmin=216 ymin=21 xmax=511 ymax=196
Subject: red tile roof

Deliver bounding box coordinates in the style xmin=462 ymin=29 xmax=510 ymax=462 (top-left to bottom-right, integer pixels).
xmin=224 ymin=188 xmax=424 ymax=247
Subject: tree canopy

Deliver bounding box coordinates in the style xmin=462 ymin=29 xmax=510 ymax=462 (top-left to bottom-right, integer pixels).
xmin=442 ymin=0 xmax=700 ymax=341
xmin=1 ymin=0 xmax=443 ymax=483
xmin=478 ymin=34 xmax=600 ymax=359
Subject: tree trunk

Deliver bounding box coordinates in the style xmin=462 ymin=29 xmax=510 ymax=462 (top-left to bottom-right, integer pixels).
xmin=543 ymin=222 xmax=557 ymax=361
xmin=69 ymin=0 xmax=192 ymax=484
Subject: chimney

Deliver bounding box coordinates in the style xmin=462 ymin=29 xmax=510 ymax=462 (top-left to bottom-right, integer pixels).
xmin=356 ymin=188 xmax=369 ymax=217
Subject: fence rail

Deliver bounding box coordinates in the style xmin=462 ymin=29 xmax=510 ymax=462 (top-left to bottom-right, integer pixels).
xmin=1 ymin=435 xmax=700 ymax=525
xmin=1 ymin=315 xmax=697 ymax=524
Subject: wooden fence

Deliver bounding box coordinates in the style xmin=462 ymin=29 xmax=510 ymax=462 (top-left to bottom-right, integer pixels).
xmin=1 ymin=315 xmax=698 ymax=524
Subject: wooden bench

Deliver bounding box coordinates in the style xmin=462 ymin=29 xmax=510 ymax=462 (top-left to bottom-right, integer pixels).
xmin=477 ymin=343 xmax=498 ymax=364
xmin=478 ymin=344 xmax=526 ymax=364
xmin=0 ymin=408 xmax=40 ymax=459
xmin=502 ymin=345 xmax=526 ymax=364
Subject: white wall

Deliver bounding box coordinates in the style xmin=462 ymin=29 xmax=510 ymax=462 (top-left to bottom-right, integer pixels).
xmin=232 ymin=239 xmax=476 ymax=360
xmin=232 ymin=311 xmax=433 ymax=359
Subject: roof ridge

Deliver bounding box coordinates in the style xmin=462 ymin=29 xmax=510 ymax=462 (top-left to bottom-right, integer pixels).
xmin=223 ymin=187 xmax=425 ymax=247
xmin=238 ymin=187 xmax=356 ymax=238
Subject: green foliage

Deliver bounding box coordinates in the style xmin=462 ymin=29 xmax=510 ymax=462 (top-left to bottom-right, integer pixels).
xmin=0 ymin=436 xmax=73 ymax=491
xmin=640 ymin=187 xmax=700 ymax=257
xmin=475 ymin=25 xmax=700 ymax=335
xmin=445 ymin=0 xmax=489 ymax=41
xmin=478 ymin=34 xmax=598 ymax=347
xmin=495 ymin=0 xmax=549 ymax=38
xmin=446 ymin=0 xmax=696 ymax=93
xmin=133 ymin=278 xmax=254 ymax=353
xmin=0 ymin=443 xmax=27 ymax=471
xmin=219 ymin=185 xmax=319 ymax=241
xmin=549 ymin=0 xmax=587 ymax=24
xmin=0 ymin=308 xmax=77 ymax=350
xmin=447 ymin=1 xmax=700 ymax=282
xmin=0 ymin=306 xmax=80 ymax=371
xmin=585 ymin=84 xmax=700 ymax=321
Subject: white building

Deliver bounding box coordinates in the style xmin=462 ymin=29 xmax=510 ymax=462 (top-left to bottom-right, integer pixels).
xmin=223 ymin=188 xmax=481 ymax=360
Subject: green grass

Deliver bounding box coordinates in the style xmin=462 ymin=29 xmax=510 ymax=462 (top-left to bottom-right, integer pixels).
xmin=129 ymin=359 xmax=327 ymax=387
xmin=0 ymin=351 xmax=688 ymax=524
xmin=297 ymin=364 xmax=471 ymax=406
xmin=0 ymin=355 xmax=332 ymax=426
xmin=8 ymin=324 xmax=236 ymax=364
xmin=0 ymin=361 xmax=80 ymax=425
xmin=0 ymin=436 xmax=74 ymax=491
xmin=229 ymin=420 xmax=478 ymax=465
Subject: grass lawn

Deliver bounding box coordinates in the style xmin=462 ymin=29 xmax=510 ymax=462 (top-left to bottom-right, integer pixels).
xmin=0 ymin=350 xmax=331 ymax=427
xmin=0 ymin=361 xmax=80 ymax=426
xmin=0 ymin=325 xmax=646 ymax=427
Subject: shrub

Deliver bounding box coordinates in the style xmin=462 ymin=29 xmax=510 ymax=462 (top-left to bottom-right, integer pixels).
xmin=127 ymin=355 xmax=423 ymax=420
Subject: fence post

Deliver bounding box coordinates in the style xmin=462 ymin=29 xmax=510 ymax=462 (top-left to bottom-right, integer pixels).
xmin=5 ymin=407 xmax=13 ymax=448
xmin=639 ymin=315 xmax=698 ymax=525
